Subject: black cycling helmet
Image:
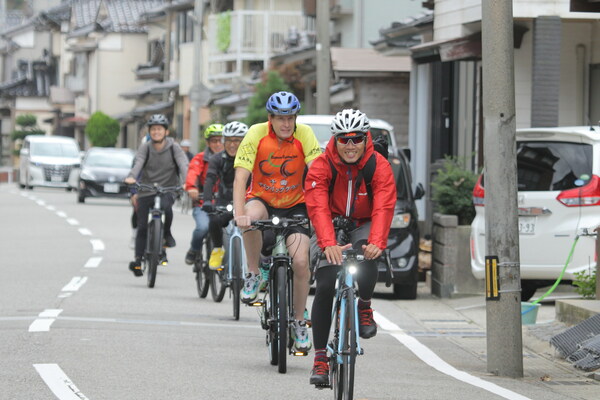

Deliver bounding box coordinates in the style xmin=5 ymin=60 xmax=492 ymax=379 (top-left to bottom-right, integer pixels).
xmin=266 ymin=91 xmax=301 ymax=115
xmin=147 ymin=114 xmax=169 ymax=129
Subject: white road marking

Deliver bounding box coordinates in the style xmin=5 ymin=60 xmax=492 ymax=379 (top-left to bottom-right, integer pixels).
xmin=34 ymin=364 xmax=89 ymax=400
xmin=78 ymin=228 xmax=92 ymax=236
xmin=90 ymin=239 xmax=104 ymax=252
xmin=29 ymin=309 xmax=63 ymax=332
xmin=36 ymin=200 xmax=46 ymax=206
xmin=46 ymin=205 xmax=56 ymax=211
xmin=61 ymin=277 xmax=88 ymax=292
xmin=84 ymin=257 xmax=102 ymax=268
xmin=66 ymin=218 xmax=79 ymax=226
xmin=56 ymin=211 xmax=67 ymax=218
xmin=58 ymin=293 xmax=73 ymax=298
xmin=374 ymin=311 xmax=532 ymax=400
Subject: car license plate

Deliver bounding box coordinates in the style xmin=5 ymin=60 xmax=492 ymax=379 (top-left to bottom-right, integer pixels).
xmin=519 ymin=217 xmax=535 ymax=235
xmin=50 ymin=175 xmax=63 ymax=182
xmin=104 ymin=183 xmax=120 ymax=193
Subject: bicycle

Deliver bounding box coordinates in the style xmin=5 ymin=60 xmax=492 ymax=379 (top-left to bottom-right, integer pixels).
xmin=133 ymin=183 xmax=182 ymax=288
xmin=249 ymin=215 xmax=310 ymax=374
xmin=206 ymin=205 xmax=247 ymax=321
xmin=318 ymin=219 xmax=394 ymax=399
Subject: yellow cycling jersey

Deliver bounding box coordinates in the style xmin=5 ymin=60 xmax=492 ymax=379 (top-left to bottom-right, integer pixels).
xmin=234 ymin=121 xmax=321 ymax=208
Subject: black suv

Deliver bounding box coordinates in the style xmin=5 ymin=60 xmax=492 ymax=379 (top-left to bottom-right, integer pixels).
xmin=377 ymin=149 xmax=424 ymax=299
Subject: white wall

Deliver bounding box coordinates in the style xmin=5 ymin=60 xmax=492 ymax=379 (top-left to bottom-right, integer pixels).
xmin=514 ymin=21 xmax=533 ymax=129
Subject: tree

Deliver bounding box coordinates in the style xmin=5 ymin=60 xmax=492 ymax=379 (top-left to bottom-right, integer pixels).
xmin=245 ymin=70 xmax=291 ymax=126
xmin=85 ymin=111 xmax=120 ymax=147
xmin=11 ymin=114 xmax=45 ymax=141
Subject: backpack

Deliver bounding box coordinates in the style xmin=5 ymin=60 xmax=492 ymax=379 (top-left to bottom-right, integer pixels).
xmin=327 ymin=134 xmax=389 ymax=202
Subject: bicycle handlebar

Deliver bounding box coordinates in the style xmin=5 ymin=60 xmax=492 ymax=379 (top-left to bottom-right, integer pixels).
xmin=249 ymin=216 xmax=309 ymax=231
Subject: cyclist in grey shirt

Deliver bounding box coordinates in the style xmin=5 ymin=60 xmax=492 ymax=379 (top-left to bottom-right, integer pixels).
xmin=125 ymin=114 xmax=189 ymax=276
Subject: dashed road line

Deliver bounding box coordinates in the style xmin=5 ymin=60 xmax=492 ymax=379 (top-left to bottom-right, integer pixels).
xmin=29 ymin=309 xmax=63 ymax=332
xmin=78 ymin=228 xmax=92 ymax=236
xmin=61 ymin=277 xmax=88 ymax=292
xmin=84 ymin=257 xmax=102 ymax=268
xmin=66 ymin=218 xmax=79 ymax=226
xmin=90 ymin=239 xmax=104 ymax=253
xmin=34 ymin=364 xmax=89 ymax=400
xmin=375 ymin=311 xmax=532 ymax=400
xmin=56 ymin=211 xmax=67 ymax=218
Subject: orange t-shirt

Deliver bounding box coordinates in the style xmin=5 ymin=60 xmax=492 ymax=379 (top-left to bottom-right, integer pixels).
xmin=234 ymin=121 xmax=321 ymax=208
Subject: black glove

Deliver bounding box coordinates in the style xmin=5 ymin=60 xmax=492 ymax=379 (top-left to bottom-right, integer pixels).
xmin=202 ymin=203 xmax=214 ymax=213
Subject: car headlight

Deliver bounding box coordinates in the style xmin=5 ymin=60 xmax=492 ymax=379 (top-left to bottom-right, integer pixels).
xmin=80 ymin=170 xmax=96 ymax=180
xmin=390 ymin=213 xmax=411 ymax=228
xmin=30 ymin=161 xmax=43 ymax=167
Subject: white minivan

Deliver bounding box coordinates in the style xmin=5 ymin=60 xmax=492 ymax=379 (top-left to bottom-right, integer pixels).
xmin=470 ymin=126 xmax=600 ymax=300
xmin=19 ymin=135 xmax=81 ymax=190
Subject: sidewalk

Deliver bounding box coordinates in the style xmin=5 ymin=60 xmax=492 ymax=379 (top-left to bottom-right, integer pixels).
xmin=385 ymin=283 xmax=600 ymax=399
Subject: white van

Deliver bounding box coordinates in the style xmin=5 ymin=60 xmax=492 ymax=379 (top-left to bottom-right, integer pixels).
xmin=19 ymin=135 xmax=81 ymax=190
xmin=296 ymin=114 xmax=399 ymax=157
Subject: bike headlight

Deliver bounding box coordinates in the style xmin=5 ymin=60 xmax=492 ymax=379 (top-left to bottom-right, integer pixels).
xmin=226 ymin=204 xmax=233 ymax=212
xmin=348 ymin=265 xmax=358 ymax=275
xmin=272 ymin=216 xmax=280 ymax=225
xmin=391 ymin=213 xmax=411 ymax=228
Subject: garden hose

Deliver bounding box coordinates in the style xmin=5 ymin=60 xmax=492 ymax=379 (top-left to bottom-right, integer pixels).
xmin=521 ymin=235 xmax=580 ymax=316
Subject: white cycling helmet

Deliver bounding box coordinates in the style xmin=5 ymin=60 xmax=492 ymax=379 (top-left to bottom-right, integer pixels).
xmin=223 ymin=121 xmax=249 ymax=138
xmin=330 ymin=109 xmax=370 ymax=136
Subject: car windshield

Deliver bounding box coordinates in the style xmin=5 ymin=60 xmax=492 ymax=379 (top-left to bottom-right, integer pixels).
xmin=31 ymin=142 xmax=79 ymax=157
xmin=85 ymin=151 xmax=133 ymax=168
xmin=309 ymin=123 xmax=332 ymax=143
xmin=516 ymin=141 xmax=593 ymax=191
xmin=390 ymin=157 xmax=410 ymax=200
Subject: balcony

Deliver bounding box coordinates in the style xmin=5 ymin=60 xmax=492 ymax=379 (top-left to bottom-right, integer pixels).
xmin=206 ymin=10 xmax=311 ymax=82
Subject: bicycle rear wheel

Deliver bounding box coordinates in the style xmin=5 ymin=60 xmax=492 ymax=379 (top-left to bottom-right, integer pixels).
xmin=335 ymin=290 xmax=356 ymax=400
xmin=230 ymin=236 xmax=242 ymax=320
xmin=210 ymin=269 xmax=227 ymax=302
xmin=276 ymin=263 xmax=288 ymax=374
xmin=146 ymin=218 xmax=161 ymax=288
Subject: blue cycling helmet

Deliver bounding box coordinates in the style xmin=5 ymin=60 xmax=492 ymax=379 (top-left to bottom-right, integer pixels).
xmin=266 ymin=91 xmax=301 ymax=115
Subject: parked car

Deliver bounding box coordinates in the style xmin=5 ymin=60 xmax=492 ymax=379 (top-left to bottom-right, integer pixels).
xmin=470 ymin=126 xmax=599 ymax=301
xmin=77 ymin=147 xmax=135 ymax=203
xmin=296 ymin=114 xmax=399 ymax=157
xmin=299 ymin=114 xmax=424 ymax=298
xmin=18 ymin=135 xmax=81 ymax=190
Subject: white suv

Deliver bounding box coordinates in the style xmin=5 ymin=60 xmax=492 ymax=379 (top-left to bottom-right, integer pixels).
xmin=470 ymin=126 xmax=600 ymax=300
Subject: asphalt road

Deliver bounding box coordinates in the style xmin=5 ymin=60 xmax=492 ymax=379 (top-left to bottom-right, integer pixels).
xmin=0 ymin=184 xmax=596 ymax=400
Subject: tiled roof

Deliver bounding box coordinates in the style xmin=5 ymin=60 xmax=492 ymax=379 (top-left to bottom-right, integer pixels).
xmin=71 ymin=0 xmax=165 ymax=33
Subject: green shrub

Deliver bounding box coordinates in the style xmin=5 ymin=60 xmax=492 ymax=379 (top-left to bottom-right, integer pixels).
xmin=431 ymin=155 xmax=478 ymax=225
xmin=11 ymin=113 xmax=45 ymax=141
xmin=85 ymin=111 xmax=120 ymax=147
xmin=573 ymin=269 xmax=596 ymax=299
xmin=245 ymin=70 xmax=292 ymax=126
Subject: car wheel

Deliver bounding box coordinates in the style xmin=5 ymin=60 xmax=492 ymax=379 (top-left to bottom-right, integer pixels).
xmin=521 ymin=281 xmax=537 ymax=302
xmin=393 ymin=282 xmax=418 ymax=300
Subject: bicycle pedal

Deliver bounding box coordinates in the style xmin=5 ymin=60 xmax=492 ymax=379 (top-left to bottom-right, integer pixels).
xmin=249 ymin=300 xmax=265 ymax=307
xmin=292 ymin=350 xmax=309 ymax=357
xmin=314 ymin=383 xmax=330 ymax=390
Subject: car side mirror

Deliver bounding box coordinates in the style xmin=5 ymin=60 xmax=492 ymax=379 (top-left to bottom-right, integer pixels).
xmin=402 ymin=147 xmax=411 ymax=162
xmin=414 ymin=183 xmax=425 ymax=200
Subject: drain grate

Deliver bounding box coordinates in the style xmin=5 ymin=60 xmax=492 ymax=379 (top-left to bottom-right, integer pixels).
xmin=550 ymin=314 xmax=600 ymax=358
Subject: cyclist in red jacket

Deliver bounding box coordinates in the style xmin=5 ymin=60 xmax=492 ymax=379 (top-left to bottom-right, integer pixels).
xmin=184 ymin=124 xmax=224 ymax=269
xmin=304 ymin=109 xmax=396 ymax=386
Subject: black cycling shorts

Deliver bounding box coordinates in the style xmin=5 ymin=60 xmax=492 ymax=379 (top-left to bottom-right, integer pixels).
xmin=247 ymin=197 xmax=309 ymax=237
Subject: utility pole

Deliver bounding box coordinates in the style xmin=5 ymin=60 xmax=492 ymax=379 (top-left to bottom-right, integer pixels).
xmin=189 ymin=0 xmax=205 ymax=153
xmin=481 ymin=1 xmax=523 ymax=378
xmin=316 ymin=0 xmax=330 ymax=114
xmin=163 ymin=1 xmax=173 ymax=101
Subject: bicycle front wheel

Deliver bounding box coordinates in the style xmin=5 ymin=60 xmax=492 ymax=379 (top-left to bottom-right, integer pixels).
xmin=196 ymin=238 xmax=211 ymax=298
xmin=230 ymin=236 xmax=242 ymax=320
xmin=276 ymin=263 xmax=288 ymax=374
xmin=335 ymin=289 xmax=356 ymax=400
xmin=146 ymin=218 xmax=161 ymax=288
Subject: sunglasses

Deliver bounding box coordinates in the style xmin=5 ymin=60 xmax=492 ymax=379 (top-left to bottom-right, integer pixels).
xmin=336 ymin=135 xmax=365 ymax=145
